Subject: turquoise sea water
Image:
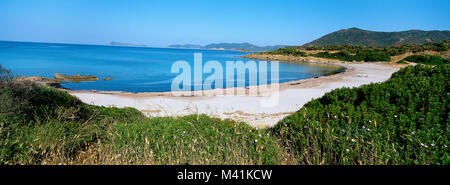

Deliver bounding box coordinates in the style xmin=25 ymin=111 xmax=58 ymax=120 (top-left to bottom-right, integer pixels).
xmin=0 ymin=41 xmax=344 ymax=92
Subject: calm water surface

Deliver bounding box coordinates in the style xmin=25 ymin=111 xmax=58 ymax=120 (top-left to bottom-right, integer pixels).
xmin=0 ymin=41 xmax=344 ymax=92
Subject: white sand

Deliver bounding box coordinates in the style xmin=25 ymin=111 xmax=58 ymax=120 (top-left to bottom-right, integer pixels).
xmin=70 ymin=62 xmax=399 ymax=128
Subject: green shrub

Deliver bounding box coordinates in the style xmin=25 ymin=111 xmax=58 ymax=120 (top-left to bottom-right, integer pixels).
xmin=272 ymin=65 xmax=449 ymax=165
xmin=403 ymin=54 xmax=450 ymax=65
xmin=265 ymin=48 xmax=307 ymax=57
xmin=311 ymin=49 xmax=391 ymax=62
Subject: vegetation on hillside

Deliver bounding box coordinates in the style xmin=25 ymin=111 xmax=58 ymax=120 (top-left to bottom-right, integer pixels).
xmin=303 ymin=27 xmax=450 ymax=47
xmin=403 ymin=54 xmax=450 ymax=65
xmin=272 ymin=65 xmax=449 ymax=164
xmin=263 ymin=48 xmax=307 ymax=57
xmin=257 ymin=41 xmax=449 ymax=62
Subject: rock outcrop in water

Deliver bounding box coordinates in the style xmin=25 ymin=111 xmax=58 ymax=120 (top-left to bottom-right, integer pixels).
xmin=54 ymin=73 xmax=99 ymax=83
xmin=14 ymin=73 xmax=105 ymax=87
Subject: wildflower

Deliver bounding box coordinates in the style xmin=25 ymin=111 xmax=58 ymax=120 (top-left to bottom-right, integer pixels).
xmin=259 ymin=134 xmax=262 ymax=137
xmin=367 ymin=128 xmax=371 ymax=131
xmin=255 ymin=127 xmax=259 ymax=130
xmin=362 ymin=126 xmax=366 ymax=129
xmin=346 ymin=149 xmax=350 ymax=152
xmin=183 ymin=131 xmax=186 ymax=135
xmin=369 ymin=120 xmax=372 ymax=123
xmin=420 ymin=143 xmax=425 ymax=147
xmin=334 ymin=115 xmax=338 ymax=119
xmin=351 ymin=139 xmax=356 ymax=142
xmin=394 ymin=115 xmax=398 ymax=118
xmin=424 ymin=145 xmax=428 ymax=148
xmin=411 ymin=131 xmax=415 ymax=135
xmin=117 ymin=154 xmax=122 ymax=157
xmin=255 ymin=139 xmax=258 ymax=143
xmin=431 ymin=143 xmax=435 ymax=147
xmin=444 ymin=145 xmax=448 ymax=148
xmin=285 ymin=158 xmax=288 ymax=161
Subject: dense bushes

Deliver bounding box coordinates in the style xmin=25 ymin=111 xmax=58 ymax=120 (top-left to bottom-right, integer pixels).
xmin=279 ymin=41 xmax=449 ymax=62
xmin=404 ymin=54 xmax=450 ymax=65
xmin=272 ymin=65 xmax=449 ymax=164
xmin=298 ymin=41 xmax=449 ymax=56
xmin=311 ymin=49 xmax=391 ymax=62
xmin=263 ymin=48 xmax=307 ymax=57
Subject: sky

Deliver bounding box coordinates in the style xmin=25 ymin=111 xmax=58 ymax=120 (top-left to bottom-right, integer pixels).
xmin=0 ymin=0 xmax=449 ymax=47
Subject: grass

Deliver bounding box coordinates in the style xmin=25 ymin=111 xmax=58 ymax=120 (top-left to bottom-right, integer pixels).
xmin=0 ymin=63 xmax=448 ymax=165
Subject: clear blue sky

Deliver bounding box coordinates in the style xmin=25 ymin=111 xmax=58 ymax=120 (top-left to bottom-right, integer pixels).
xmin=1 ymin=0 xmax=449 ymax=47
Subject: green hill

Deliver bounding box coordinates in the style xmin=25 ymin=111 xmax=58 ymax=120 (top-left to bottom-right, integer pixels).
xmin=303 ymin=28 xmax=450 ymax=47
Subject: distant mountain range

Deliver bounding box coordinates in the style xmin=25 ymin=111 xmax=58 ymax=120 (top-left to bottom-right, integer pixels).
xmin=303 ymin=28 xmax=450 ymax=47
xmin=110 ymin=41 xmax=147 ymax=47
xmin=168 ymin=42 xmax=286 ymax=51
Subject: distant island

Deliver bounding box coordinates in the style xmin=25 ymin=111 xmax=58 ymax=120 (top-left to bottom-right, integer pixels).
xmin=110 ymin=41 xmax=147 ymax=47
xmin=304 ymin=27 xmax=450 ymax=47
xmin=168 ymin=42 xmax=286 ymax=52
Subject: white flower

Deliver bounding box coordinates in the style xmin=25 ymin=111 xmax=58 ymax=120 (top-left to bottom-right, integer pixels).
xmin=444 ymin=145 xmax=448 ymax=148
xmin=346 ymin=149 xmax=350 ymax=152
xmin=183 ymin=131 xmax=186 ymax=134
xmin=255 ymin=127 xmax=259 ymax=130
xmin=334 ymin=115 xmax=338 ymax=119
xmin=367 ymin=128 xmax=371 ymax=131
xmin=411 ymin=131 xmax=415 ymax=135
xmin=259 ymin=134 xmax=262 ymax=137
xmin=255 ymin=139 xmax=258 ymax=143
xmin=424 ymin=145 xmax=428 ymax=148
xmin=117 ymin=154 xmax=122 ymax=157
xmin=351 ymin=139 xmax=356 ymax=142
xmin=369 ymin=120 xmax=372 ymax=123
xmin=394 ymin=115 xmax=398 ymax=118
xmin=431 ymin=143 xmax=435 ymax=147
xmin=420 ymin=143 xmax=425 ymax=146
xmin=362 ymin=126 xmax=366 ymax=129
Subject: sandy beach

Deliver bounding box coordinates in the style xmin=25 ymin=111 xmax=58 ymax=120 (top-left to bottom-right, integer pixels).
xmin=69 ymin=61 xmax=401 ymax=128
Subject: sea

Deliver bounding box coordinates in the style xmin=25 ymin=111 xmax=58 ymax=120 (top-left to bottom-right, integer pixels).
xmin=0 ymin=41 xmax=345 ymax=92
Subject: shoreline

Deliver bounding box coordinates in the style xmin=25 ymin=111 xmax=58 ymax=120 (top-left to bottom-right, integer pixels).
xmin=69 ymin=56 xmax=402 ymax=127
xmin=65 ymin=61 xmax=348 ymax=97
